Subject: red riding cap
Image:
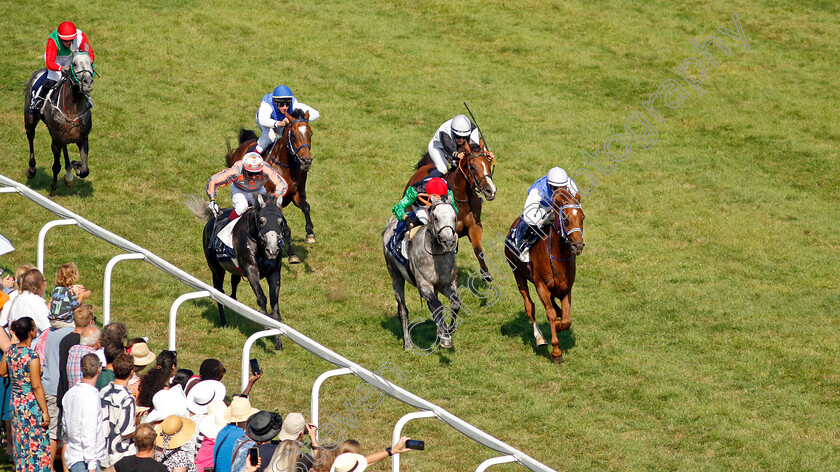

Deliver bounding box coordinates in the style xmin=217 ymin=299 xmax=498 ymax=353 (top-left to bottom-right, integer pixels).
xmin=425 ymin=177 xmax=448 ymax=196
xmin=58 ymin=21 xmax=77 ymax=40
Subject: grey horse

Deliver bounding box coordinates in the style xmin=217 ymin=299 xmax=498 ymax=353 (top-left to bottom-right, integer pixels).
xmin=383 ymin=199 xmax=461 ymax=351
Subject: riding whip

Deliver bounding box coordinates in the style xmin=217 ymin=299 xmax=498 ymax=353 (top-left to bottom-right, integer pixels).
xmin=463 ymin=102 xmax=489 ymax=151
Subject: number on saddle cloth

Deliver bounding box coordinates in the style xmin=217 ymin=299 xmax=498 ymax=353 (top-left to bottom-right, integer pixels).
xmin=507 ymin=218 xmax=539 ymax=253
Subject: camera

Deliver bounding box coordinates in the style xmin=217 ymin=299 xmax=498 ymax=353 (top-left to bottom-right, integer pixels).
xmin=405 ymin=439 xmax=424 ymax=450
xmin=249 ymin=358 xmax=261 ymax=375
xmin=249 ymin=447 xmax=259 ymax=466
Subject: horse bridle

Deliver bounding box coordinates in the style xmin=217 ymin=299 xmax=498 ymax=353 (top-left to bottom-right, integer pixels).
xmin=424 ymin=200 xmax=457 ymax=256
xmin=68 ymin=51 xmax=96 ymax=85
xmin=455 ymin=151 xmax=495 ymax=202
xmin=546 ymin=202 xmax=584 ymax=273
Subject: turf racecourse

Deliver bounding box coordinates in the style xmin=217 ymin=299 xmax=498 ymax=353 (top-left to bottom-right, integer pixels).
xmin=1 ymin=1 xmax=839 ymax=471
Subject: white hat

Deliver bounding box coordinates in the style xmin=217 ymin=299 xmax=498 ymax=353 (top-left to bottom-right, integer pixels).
xmin=187 ymin=380 xmax=227 ymax=415
xmin=223 ymin=396 xmax=259 ymax=423
xmin=198 ymin=401 xmax=227 ymax=439
xmin=331 ymin=453 xmax=368 ymax=472
xmin=146 ymin=385 xmax=188 ymax=424
xmin=547 ymin=167 xmax=569 ymax=187
xmin=276 ymin=412 xmax=306 ymax=441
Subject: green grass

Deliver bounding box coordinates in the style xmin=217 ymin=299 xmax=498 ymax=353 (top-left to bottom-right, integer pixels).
xmin=2 ymin=1 xmax=840 ymax=471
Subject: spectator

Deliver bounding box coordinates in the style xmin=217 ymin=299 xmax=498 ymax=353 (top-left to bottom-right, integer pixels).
xmin=170 ymin=369 xmax=194 ymax=391
xmin=213 ymin=396 xmax=258 ymax=472
xmin=126 ymin=339 xmax=155 ymax=397
xmin=195 ymin=401 xmax=226 ymax=472
xmin=0 ymin=317 xmax=50 ymax=471
xmin=145 ymin=385 xmax=188 ymax=425
xmin=63 ymin=353 xmax=106 ymax=472
xmin=267 ymin=440 xmax=303 ymax=472
xmin=0 ymin=263 xmax=35 ymax=328
xmin=8 ymin=268 xmax=51 ymax=333
xmin=138 ymin=350 xmax=178 ymax=408
xmin=48 ymin=262 xmax=91 ymax=329
xmin=114 ymin=423 xmax=167 ymax=472
xmin=97 ymin=322 xmax=128 ymax=366
xmin=340 ymin=440 xmax=360 ymax=454
xmin=240 ymin=411 xmax=283 ymax=472
xmin=199 ymin=358 xmax=261 ymax=396
xmin=186 ymin=380 xmax=226 ymax=417
xmin=311 ymin=445 xmax=341 ymax=472
xmin=355 ymin=436 xmax=413 ymax=470
xmin=96 ymin=341 xmax=125 ymax=390
xmin=57 ymin=304 xmax=95 ymax=406
xmin=41 ymin=306 xmax=77 ymax=469
xmin=100 ymin=352 xmax=137 ymax=470
xmin=153 ymin=415 xmax=197 ymax=472
xmin=67 ymin=325 xmax=101 ymax=387
xmin=274 ymin=412 xmax=317 ymax=471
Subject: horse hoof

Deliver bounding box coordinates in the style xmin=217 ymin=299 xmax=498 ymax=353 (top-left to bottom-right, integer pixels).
xmin=26 ymin=167 xmax=36 ymax=179
xmin=439 ymin=333 xmax=453 ymax=349
xmin=289 ymin=255 xmax=301 ymax=264
xmin=536 ymin=338 xmax=548 ymax=347
xmin=64 ymin=173 xmax=74 ymax=186
xmin=481 ymin=270 xmax=493 ymax=282
xmin=306 ymin=234 xmax=316 ymax=244
xmin=551 ymin=352 xmax=565 ymax=364
xmin=275 ymin=336 xmax=284 ymax=351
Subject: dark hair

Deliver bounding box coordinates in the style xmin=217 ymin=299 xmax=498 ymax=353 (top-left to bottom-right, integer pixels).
xmin=170 ymin=368 xmax=194 ymax=390
xmin=104 ymin=341 xmax=125 ymax=364
xmin=199 ymin=358 xmax=226 ymax=381
xmin=155 ymin=350 xmax=177 ymax=373
xmin=136 ymin=369 xmax=170 ymax=408
xmin=21 ymin=269 xmax=46 ymax=293
xmin=113 ymin=353 xmax=134 ymax=380
xmin=135 ymin=423 xmax=157 ymax=451
xmin=102 ymin=322 xmax=128 ymax=349
xmin=80 ymin=353 xmax=101 ymax=379
xmin=10 ymin=317 xmax=36 ymax=341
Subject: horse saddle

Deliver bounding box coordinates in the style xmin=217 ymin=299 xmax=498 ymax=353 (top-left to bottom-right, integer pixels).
xmin=506 ymin=219 xmax=540 ymax=263
xmin=217 ymin=217 xmax=238 ymax=248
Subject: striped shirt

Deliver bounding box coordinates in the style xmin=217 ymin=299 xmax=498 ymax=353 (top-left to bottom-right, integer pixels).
xmin=206 ymin=161 xmax=287 ymax=199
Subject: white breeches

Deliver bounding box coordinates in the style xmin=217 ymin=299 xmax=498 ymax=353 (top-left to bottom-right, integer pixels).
xmin=231 ymin=185 xmax=267 ymax=215
xmin=256 ymin=125 xmax=280 ymax=153
xmin=428 ymin=145 xmax=449 ymax=174
xmin=413 ymin=207 xmax=429 ymax=224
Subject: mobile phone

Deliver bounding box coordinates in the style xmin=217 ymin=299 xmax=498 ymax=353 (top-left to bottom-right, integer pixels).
xmin=405 ymin=439 xmax=424 ymax=450
xmin=249 ymin=447 xmax=259 ymax=466
xmin=249 ymin=358 xmax=261 ymax=375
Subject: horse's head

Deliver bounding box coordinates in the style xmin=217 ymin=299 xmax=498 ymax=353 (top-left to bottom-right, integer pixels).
xmin=255 ymin=194 xmax=285 ymax=260
xmin=460 ymin=143 xmax=497 ymax=201
xmin=428 ymin=198 xmax=458 ymax=252
xmin=552 ymin=187 xmax=585 ymax=255
xmin=284 ymin=110 xmax=313 ymax=171
xmin=68 ymin=52 xmax=95 ymax=94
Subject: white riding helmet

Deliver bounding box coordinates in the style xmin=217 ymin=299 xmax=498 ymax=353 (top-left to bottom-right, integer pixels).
xmin=451 ymin=114 xmax=472 ymax=137
xmin=242 ymin=152 xmax=264 ymax=173
xmin=547 ymin=167 xmax=569 ymax=187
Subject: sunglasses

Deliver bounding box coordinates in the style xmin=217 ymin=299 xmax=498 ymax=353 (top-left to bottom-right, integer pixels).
xmin=274 ymin=100 xmax=292 ymax=107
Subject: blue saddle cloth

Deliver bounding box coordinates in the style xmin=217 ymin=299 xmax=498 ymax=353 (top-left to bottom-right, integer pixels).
xmin=214 ymin=236 xmax=236 ymax=263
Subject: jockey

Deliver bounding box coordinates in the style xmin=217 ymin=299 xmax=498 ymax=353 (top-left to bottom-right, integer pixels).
xmin=206 ymin=152 xmax=288 ymax=221
xmin=389 ymin=177 xmax=457 ymax=262
xmin=513 ymin=167 xmax=579 ymax=262
xmin=31 ymin=21 xmax=95 ymax=113
xmin=254 ymin=84 xmax=320 ymax=157
xmin=428 ymin=114 xmax=494 ymax=177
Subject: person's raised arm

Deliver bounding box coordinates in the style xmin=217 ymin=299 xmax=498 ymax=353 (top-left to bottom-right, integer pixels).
xmin=365 ymin=436 xmax=412 ymax=467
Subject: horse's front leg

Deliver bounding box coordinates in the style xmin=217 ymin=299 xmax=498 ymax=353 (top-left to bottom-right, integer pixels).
xmin=535 ymin=282 xmax=563 ymax=363
xmin=292 ymin=190 xmax=316 ymax=244
xmin=558 ymin=292 xmax=572 ymax=331
xmin=266 ymin=269 xmax=283 ymax=350
xmin=467 ymin=223 xmax=492 ymax=282
xmin=420 ymin=285 xmax=452 ymax=349
xmin=49 ymin=140 xmax=63 ymax=197
xmin=439 ymin=280 xmax=461 ymax=342
xmin=73 ymin=138 xmax=89 ymax=178
xmin=245 ymin=266 xmax=268 ymax=315
xmin=282 ymin=221 xmax=300 ymax=264
xmin=63 ymin=145 xmax=73 ymax=186
xmin=25 ymin=120 xmax=38 ymax=179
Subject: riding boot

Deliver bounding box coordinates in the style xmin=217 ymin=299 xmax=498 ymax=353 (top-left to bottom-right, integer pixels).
xmin=31 ymin=79 xmax=56 ymax=114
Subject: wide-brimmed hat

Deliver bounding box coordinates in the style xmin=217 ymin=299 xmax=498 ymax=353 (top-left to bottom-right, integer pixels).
xmin=276 ymin=412 xmax=305 ymax=441
xmin=155 ymin=415 xmax=196 ymax=449
xmin=331 ymin=453 xmax=368 ymax=472
xmin=129 ymin=341 xmax=156 ymax=367
xmin=223 ymin=396 xmax=259 ymax=423
xmin=245 ymin=411 xmax=284 ymax=442
xmin=146 ymin=385 xmax=188 ymax=424
xmin=187 ymin=380 xmax=227 ymax=415
xmin=198 ymin=400 xmax=227 ymax=439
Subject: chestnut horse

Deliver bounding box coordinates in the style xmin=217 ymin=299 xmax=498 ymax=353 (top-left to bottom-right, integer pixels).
xmin=226 ymin=109 xmax=314 ymax=262
xmin=505 ymin=187 xmax=585 ymax=363
xmin=407 ymin=141 xmax=497 ymax=280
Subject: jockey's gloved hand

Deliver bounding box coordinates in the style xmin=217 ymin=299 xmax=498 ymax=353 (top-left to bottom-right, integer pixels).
xmin=405 ymin=215 xmax=421 ymax=228
xmin=209 ymin=200 xmax=220 ymax=217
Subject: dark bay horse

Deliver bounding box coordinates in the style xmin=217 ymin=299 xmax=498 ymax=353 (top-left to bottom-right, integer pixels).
xmin=407 ymin=141 xmax=497 ymax=280
xmin=227 ymin=109 xmax=316 ymax=255
xmin=505 ymin=187 xmax=585 ymax=363
xmin=24 ymin=51 xmax=94 ymax=197
xmin=187 ymin=194 xmax=288 ymax=349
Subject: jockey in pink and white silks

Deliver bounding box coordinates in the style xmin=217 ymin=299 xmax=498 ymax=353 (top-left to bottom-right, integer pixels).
xmin=427 ymin=114 xmax=494 ymax=178
xmin=514 ymin=167 xmax=579 ymax=262
xmin=206 ymin=153 xmax=288 ymax=221
xmin=254 ymin=85 xmax=320 ymax=157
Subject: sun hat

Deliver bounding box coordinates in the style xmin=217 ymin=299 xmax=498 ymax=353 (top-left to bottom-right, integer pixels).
xmin=223 ymin=396 xmax=259 ymax=423
xmin=330 ymin=453 xmax=368 ymax=472
xmin=276 ymin=412 xmax=306 ymax=441
xmin=245 ymin=411 xmax=284 ymax=442
xmin=146 ymin=385 xmax=188 ymax=424
xmin=187 ymin=380 xmax=227 ymax=415
xmin=155 ymin=415 xmax=196 ymax=449
xmin=128 ymin=341 xmax=156 ymax=367
xmin=198 ymin=401 xmax=227 ymax=439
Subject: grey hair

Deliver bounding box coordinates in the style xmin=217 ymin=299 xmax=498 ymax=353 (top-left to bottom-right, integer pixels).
xmin=80 ymin=327 xmax=101 ymax=346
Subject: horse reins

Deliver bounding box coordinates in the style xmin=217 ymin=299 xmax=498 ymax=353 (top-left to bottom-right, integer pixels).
xmin=423 ymin=201 xmax=457 ymax=256
xmin=452 ymin=152 xmax=494 ymax=203
xmin=546 ymin=203 xmax=583 ymax=276
xmin=271 ymin=118 xmax=311 ymax=168
xmin=55 ymin=51 xmax=93 ymax=130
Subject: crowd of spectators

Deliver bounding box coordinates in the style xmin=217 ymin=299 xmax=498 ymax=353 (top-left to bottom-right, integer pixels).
xmin=0 ymin=264 xmax=417 ymax=472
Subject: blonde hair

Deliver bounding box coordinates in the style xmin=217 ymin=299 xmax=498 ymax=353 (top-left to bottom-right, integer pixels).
xmin=55 ymin=262 xmax=80 ymax=287
xmin=312 ymin=444 xmax=341 ymax=472
xmin=13 ymin=263 xmax=36 ymax=293
xmin=268 ymin=440 xmax=302 ymax=472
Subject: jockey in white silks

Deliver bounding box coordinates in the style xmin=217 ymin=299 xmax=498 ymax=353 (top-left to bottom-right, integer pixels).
xmin=31 ymin=21 xmax=95 ymax=113
xmin=514 ymin=167 xmax=579 ymax=262
xmin=427 ymin=114 xmax=494 ymax=177
xmin=254 ymin=84 xmax=320 ymax=157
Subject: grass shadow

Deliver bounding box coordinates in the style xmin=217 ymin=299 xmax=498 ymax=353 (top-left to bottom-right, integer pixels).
xmin=24 ymin=166 xmax=95 ymax=198
xmin=285 ymin=237 xmax=315 ymax=273
xmin=380 ymin=314 xmax=453 ymax=364
xmin=195 ymin=299 xmax=276 ymax=354
xmin=455 ymin=266 xmax=494 ymax=307
xmin=500 ymin=310 xmax=576 ymax=361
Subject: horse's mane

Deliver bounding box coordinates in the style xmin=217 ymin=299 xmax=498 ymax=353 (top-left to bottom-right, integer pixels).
xmin=415 ymin=152 xmax=432 ymax=170
xmin=290 ymin=108 xmax=306 ymax=119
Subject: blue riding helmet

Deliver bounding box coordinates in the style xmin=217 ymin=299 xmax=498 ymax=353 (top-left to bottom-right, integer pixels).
xmin=272 ymin=85 xmax=293 ymax=99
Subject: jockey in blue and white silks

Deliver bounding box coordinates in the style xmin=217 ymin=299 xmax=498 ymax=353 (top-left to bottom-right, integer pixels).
xmin=254 ymin=84 xmax=320 ymax=156
xmin=513 ymin=167 xmax=579 ymax=262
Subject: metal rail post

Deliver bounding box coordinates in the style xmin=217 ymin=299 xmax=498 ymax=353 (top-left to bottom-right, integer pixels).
xmin=168 ymin=291 xmax=211 ymax=350
xmin=102 ymin=253 xmax=146 ymax=325
xmin=37 ymin=219 xmax=78 ymax=272
xmin=240 ymin=329 xmax=284 ymax=392
xmin=392 ymin=411 xmax=437 ymax=472
xmin=310 ymin=368 xmax=354 ymax=427
xmin=476 ymin=455 xmax=518 ymax=472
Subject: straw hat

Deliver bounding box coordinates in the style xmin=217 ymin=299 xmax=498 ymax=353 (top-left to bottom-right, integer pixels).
xmin=146 ymin=385 xmax=188 ymax=424
xmin=331 ymin=453 xmax=368 ymax=472
xmin=186 ymin=380 xmax=227 ymax=415
xmin=155 ymin=415 xmax=196 ymax=449
xmin=198 ymin=400 xmax=227 ymax=439
xmin=223 ymin=396 xmax=259 ymax=423
xmin=128 ymin=342 xmax=156 ymax=367
xmin=276 ymin=412 xmax=306 ymax=441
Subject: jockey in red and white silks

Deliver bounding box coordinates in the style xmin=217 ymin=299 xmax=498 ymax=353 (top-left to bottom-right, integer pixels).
xmin=427 ymin=114 xmax=494 ymax=177
xmin=206 ymin=153 xmax=288 ymax=220
xmin=44 ymin=21 xmax=94 ymax=82
xmin=254 ymin=84 xmax=320 ymax=156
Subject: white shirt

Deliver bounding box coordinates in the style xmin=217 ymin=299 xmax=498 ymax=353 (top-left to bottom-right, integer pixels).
xmin=0 ymin=290 xmax=19 ymax=327
xmin=428 ymin=119 xmax=482 ymax=157
xmin=63 ymin=382 xmax=106 ymax=468
xmin=522 ymin=181 xmax=579 ymax=226
xmin=8 ymin=290 xmax=51 ymax=333
xmin=100 ymin=383 xmax=137 ymax=467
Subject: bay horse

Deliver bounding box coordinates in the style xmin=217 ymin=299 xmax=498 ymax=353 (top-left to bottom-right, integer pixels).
xmin=24 ymin=51 xmax=94 ymax=197
xmin=504 ymin=187 xmax=585 ymax=363
xmin=407 ymin=141 xmax=497 ymax=281
xmin=227 ymin=109 xmax=315 ymax=258
xmin=187 ymin=194 xmax=288 ymax=349
xmin=383 ymin=199 xmax=460 ymax=351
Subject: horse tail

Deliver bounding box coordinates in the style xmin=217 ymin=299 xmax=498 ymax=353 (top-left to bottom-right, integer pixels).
xmin=185 ymin=195 xmax=213 ymax=223
xmin=224 ymin=140 xmax=232 ymax=166
xmin=415 ymin=152 xmax=432 ymax=170
xmin=238 ymin=128 xmax=258 ymax=145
